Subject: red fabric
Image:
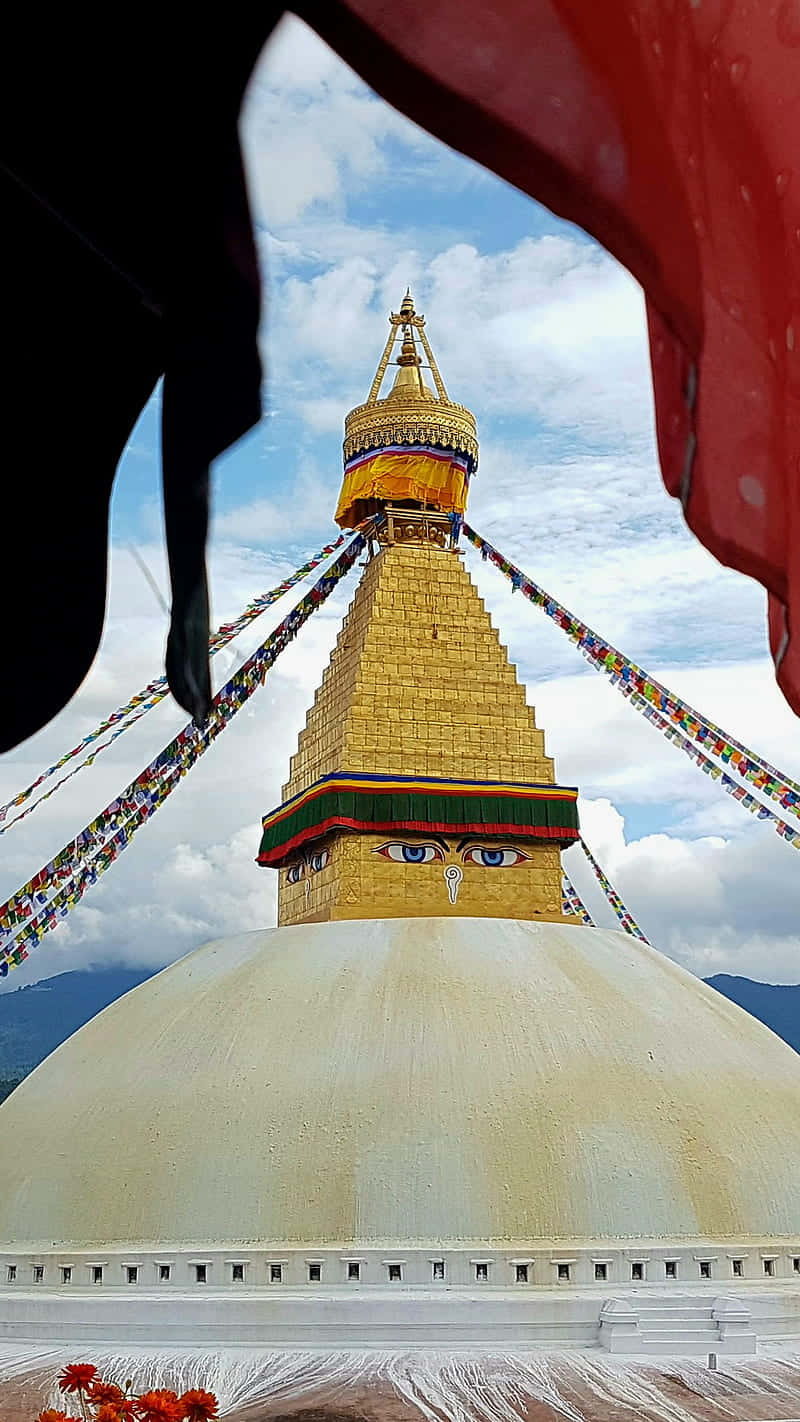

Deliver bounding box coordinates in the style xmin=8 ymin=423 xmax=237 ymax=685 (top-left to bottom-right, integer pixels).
xmin=304 ymin=0 xmax=800 ymax=713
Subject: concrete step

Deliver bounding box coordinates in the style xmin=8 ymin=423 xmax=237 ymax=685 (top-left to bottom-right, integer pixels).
xmin=640 ymin=1322 xmax=717 ymax=1335
xmin=638 ymin=1306 xmax=714 ymax=1320
xmin=642 ymin=1325 xmax=721 ymax=1336
xmin=609 ymin=1334 xmax=757 ymax=1357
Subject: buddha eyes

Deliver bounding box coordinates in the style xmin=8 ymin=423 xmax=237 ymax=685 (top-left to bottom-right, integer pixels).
xmin=462 ymin=846 xmax=531 ymax=868
xmin=374 ymin=842 xmax=530 ymax=867
xmin=287 ymin=849 xmax=330 ymax=882
xmin=374 ymin=842 xmax=444 ymax=863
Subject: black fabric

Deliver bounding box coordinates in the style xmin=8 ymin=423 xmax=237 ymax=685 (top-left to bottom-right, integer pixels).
xmin=0 ymin=13 xmax=277 ymax=750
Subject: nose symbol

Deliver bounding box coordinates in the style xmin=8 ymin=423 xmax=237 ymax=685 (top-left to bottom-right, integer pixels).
xmin=444 ymin=865 xmax=463 ymax=904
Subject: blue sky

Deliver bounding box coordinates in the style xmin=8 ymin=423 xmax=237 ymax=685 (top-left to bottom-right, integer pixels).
xmin=2 ymin=15 xmax=800 ymax=988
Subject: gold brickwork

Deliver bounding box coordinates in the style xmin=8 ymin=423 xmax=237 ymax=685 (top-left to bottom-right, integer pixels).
xmin=278 ymin=541 xmax=569 ymax=926
xmin=282 ymin=542 xmax=554 ymax=800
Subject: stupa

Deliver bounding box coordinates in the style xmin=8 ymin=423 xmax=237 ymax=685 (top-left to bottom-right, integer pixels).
xmin=2 ymin=295 xmax=800 ymax=1382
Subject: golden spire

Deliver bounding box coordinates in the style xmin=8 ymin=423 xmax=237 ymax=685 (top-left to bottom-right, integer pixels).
xmin=335 ymin=291 xmax=479 ymax=530
xmin=259 ymin=298 xmax=580 ymax=927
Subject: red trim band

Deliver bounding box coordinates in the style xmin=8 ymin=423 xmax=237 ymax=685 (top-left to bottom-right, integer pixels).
xmin=257 ymin=815 xmax=579 ymax=865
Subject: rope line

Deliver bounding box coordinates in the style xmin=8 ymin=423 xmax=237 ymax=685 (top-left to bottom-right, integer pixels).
xmin=561 ymin=868 xmax=595 ymax=925
xmin=0 ymin=531 xmax=368 ymax=974
xmin=578 ymin=838 xmax=650 ymax=942
xmin=0 ymin=534 xmax=349 ymax=832
xmin=462 ymin=523 xmax=800 ymax=849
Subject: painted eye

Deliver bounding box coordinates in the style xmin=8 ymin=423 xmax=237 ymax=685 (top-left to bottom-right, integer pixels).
xmin=462 ymin=846 xmax=531 ymax=868
xmin=373 ymin=842 xmax=445 ymax=864
xmin=287 ymin=863 xmax=304 ymax=884
xmin=310 ymin=850 xmax=329 ymax=873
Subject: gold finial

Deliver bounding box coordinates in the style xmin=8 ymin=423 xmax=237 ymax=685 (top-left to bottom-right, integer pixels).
xmin=389 ymin=322 xmax=429 ymax=400
xmin=399 ymin=288 xmax=416 ymax=319
xmin=396 ymin=330 xmax=422 ymax=368
xmin=350 ymin=289 xmax=475 ymax=429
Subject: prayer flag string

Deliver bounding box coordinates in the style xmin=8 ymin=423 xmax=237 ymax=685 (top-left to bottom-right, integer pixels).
xmin=628 ymin=688 xmax=800 ymax=848
xmin=462 ymin=523 xmax=800 ymax=842
xmin=561 ymin=869 xmax=595 ymax=925
xmin=0 ymin=533 xmax=349 ymax=832
xmin=579 ymin=839 xmax=650 ymax=943
xmin=0 ymin=531 xmax=368 ymax=974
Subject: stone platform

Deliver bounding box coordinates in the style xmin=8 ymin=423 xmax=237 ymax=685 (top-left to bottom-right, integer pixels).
xmin=0 ymin=1282 xmax=797 ymax=1352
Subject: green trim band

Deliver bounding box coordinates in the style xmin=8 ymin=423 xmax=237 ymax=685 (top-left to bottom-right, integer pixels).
xmin=258 ymin=786 xmax=579 ymax=867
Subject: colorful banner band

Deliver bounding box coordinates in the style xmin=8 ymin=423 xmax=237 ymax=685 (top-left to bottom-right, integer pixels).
xmin=258 ymin=772 xmax=580 ymax=867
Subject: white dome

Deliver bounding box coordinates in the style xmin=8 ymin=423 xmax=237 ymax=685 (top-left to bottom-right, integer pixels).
xmin=2 ymin=917 xmax=800 ymax=1251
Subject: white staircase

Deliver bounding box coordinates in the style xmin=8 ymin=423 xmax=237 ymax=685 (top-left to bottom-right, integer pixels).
xmin=637 ymin=1303 xmax=721 ymax=1354
xmin=599 ymin=1295 xmax=757 ymax=1355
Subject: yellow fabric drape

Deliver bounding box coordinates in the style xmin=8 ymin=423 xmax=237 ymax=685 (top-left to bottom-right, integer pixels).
xmin=335 ymin=451 xmax=469 ymax=529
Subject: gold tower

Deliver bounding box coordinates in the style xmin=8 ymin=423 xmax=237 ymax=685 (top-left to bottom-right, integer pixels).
xmin=259 ymin=294 xmax=579 ymax=924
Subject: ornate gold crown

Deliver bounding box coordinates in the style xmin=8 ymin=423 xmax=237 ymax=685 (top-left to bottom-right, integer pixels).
xmin=343 ymin=291 xmax=479 ymax=469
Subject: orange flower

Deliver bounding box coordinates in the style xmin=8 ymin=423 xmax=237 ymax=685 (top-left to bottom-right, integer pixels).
xmin=135 ymin=1390 xmax=183 ymax=1422
xmin=37 ymin=1411 xmax=70 ymax=1422
xmin=95 ymin=1406 xmax=127 ymax=1422
xmin=88 ymin=1384 xmax=126 ymax=1407
xmin=101 ymin=1403 xmax=135 ymax=1422
xmin=178 ymin=1391 xmax=218 ymax=1422
xmin=59 ymin=1365 xmax=99 ymax=1394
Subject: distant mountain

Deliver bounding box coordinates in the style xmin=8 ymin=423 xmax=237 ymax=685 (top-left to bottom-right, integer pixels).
xmin=0 ymin=966 xmax=798 ymax=1105
xmin=0 ymin=967 xmax=155 ymax=1081
xmin=705 ymin=973 xmax=800 ymax=1054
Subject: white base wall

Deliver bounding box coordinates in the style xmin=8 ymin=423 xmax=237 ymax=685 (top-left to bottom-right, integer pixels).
xmin=0 ymin=1287 xmax=598 ymax=1348
xmin=0 ymin=1284 xmax=799 ymax=1351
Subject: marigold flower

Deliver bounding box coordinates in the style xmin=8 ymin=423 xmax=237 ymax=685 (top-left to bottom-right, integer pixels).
xmin=37 ymin=1410 xmax=70 ymax=1422
xmin=134 ymin=1390 xmax=183 ymax=1422
xmin=95 ymin=1405 xmax=127 ymax=1422
xmin=178 ymin=1390 xmax=218 ymax=1422
xmin=88 ymin=1384 xmax=126 ymax=1407
xmin=108 ymin=1403 xmax=136 ymax=1421
xmin=59 ymin=1365 xmax=99 ymax=1394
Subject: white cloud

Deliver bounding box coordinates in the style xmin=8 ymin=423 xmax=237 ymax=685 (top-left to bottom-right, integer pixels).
xmin=261 ymin=232 xmax=653 ymax=451
xmin=537 ymin=660 xmax=800 ymax=981
xmin=241 ymin=16 xmax=436 ymax=226
xmin=459 ymin=432 xmax=775 ymax=682
xmin=564 ymin=806 xmax=800 ymax=983
xmin=213 ymin=463 xmax=335 ymax=543
xmin=426 ymin=236 xmax=652 ymax=439
xmin=240 ymin=28 xmax=653 ymax=452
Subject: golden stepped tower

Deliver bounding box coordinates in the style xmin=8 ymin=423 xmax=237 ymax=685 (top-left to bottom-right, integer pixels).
xmin=259 ymin=293 xmax=579 ymax=926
